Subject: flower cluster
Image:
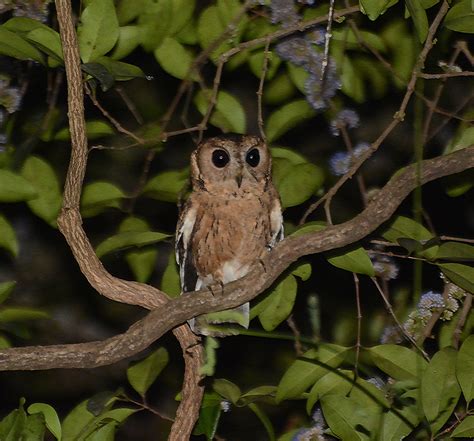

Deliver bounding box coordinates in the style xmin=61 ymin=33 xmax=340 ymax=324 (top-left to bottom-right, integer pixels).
xmin=271 ymin=1 xmax=340 ymax=111
xmin=329 ymin=141 xmax=370 ymax=176
xmin=330 ymin=109 xmax=360 ymax=136
xmin=0 ymin=78 xmax=22 ymax=114
xmin=292 ymin=409 xmax=329 ymax=441
xmin=370 ymin=253 xmax=399 ymax=281
xmin=269 ymin=0 xmax=299 ymax=27
xmin=0 ymin=0 xmax=50 ymax=21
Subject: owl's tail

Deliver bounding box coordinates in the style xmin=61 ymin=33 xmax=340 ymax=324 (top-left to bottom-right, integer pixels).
xmin=188 ymin=302 xmax=249 ymax=337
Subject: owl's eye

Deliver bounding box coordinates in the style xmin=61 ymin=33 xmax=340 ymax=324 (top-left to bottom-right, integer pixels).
xmin=246 ymin=148 xmax=260 ymax=167
xmin=212 ymin=149 xmax=230 ymax=168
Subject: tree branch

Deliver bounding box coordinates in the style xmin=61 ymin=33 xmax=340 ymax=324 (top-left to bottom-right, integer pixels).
xmin=53 ymin=2 xmax=203 ymax=439
xmin=1 ymin=144 xmax=472 ymax=373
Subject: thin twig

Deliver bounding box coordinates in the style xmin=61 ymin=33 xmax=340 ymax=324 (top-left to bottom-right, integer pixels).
xmin=452 ymin=293 xmax=472 ymax=349
xmin=85 ymin=84 xmax=144 ymax=145
xmin=287 ymin=315 xmax=303 ymax=356
xmin=321 ymin=0 xmax=335 ymax=82
xmin=114 ymin=85 xmax=144 ymax=125
xmin=257 ymin=38 xmax=271 ymax=141
xmin=419 ymin=71 xmax=474 ymax=79
xmin=353 ymin=273 xmax=362 ymax=378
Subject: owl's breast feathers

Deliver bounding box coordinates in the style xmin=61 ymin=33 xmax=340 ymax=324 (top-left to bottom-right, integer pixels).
xmin=176 ymin=185 xmax=283 ymax=292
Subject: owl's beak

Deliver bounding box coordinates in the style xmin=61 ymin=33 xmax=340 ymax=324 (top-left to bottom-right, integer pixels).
xmin=236 ymin=172 xmax=243 ymax=188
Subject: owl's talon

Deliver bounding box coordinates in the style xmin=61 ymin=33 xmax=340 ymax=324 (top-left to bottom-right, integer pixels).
xmin=209 ymin=281 xmax=225 ymax=297
xmin=259 ymin=258 xmax=267 ymax=273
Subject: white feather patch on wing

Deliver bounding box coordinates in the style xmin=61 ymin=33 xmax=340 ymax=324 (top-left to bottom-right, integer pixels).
xmin=269 ymin=201 xmax=284 ymax=248
xmin=176 ymin=206 xmax=197 ymax=291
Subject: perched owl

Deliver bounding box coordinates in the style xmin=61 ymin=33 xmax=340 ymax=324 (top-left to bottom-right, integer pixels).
xmin=176 ymin=135 xmax=283 ymax=337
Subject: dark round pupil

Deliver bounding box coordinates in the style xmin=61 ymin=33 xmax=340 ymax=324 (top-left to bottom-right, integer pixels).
xmin=246 ymin=148 xmax=260 ymax=167
xmin=212 ymin=149 xmax=230 ymax=168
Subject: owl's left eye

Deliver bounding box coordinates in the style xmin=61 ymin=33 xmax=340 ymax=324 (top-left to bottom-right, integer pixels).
xmin=246 ymin=148 xmax=260 ymax=167
xmin=212 ymin=149 xmax=230 ymax=168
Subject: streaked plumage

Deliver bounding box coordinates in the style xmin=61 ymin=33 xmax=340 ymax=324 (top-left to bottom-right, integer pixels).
xmin=176 ymin=135 xmax=283 ymax=336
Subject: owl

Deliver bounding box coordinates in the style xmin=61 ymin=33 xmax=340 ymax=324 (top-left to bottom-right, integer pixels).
xmin=176 ymin=135 xmax=283 ymax=337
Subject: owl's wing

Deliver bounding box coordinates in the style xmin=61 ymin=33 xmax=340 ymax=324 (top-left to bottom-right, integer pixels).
xmin=269 ymin=196 xmax=284 ymax=248
xmin=176 ymin=201 xmax=199 ymax=293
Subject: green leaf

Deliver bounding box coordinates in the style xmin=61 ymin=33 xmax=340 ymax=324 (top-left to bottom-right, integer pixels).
xmin=0 ymin=334 xmax=11 ymax=349
xmin=0 ymin=400 xmax=27 ymax=441
xmin=213 ymin=378 xmax=241 ymax=404
xmin=21 ymin=413 xmax=46 ymax=441
xmin=78 ymin=0 xmax=119 ymax=62
xmin=0 ymin=307 xmax=49 ymax=323
xmin=96 ymin=57 xmax=145 ymax=80
xmin=26 ymin=27 xmax=63 ymax=61
xmin=0 ymin=169 xmax=38 ymax=202
xmin=195 ymin=90 xmax=246 ymax=134
xmin=265 ymin=100 xmax=316 ymax=142
xmin=111 ymin=25 xmax=141 ymax=60
xmin=87 ymin=408 xmax=137 ymax=440
xmin=248 ymin=49 xmax=281 ymax=80
xmin=452 ymin=416 xmax=474 ymax=437
xmin=81 ymin=181 xmax=125 ymax=218
xmin=27 ymin=403 xmax=61 ymax=441
xmin=169 ymin=0 xmax=196 ymax=35
xmin=332 ymin=28 xmax=388 ymax=52
xmin=120 ymin=217 xmax=158 ymax=283
xmin=95 ymin=231 xmax=171 ymax=258
xmin=0 ymin=26 xmax=43 ymax=62
xmin=21 ymin=156 xmax=62 ymax=226
xmin=292 ymin=263 xmax=312 ymax=281
xmin=445 ymin=126 xmax=474 ymax=154
xmin=381 ymin=215 xmax=437 ymax=259
xmin=421 ymin=347 xmax=460 ymax=434
xmin=321 ymin=394 xmax=375 ymax=440
xmin=369 ymin=345 xmax=428 ymax=381
xmin=405 ymin=0 xmax=428 ymax=42
xmin=55 ymin=120 xmax=115 ymax=141
xmin=193 ymin=391 xmax=222 ymax=440
xmin=248 ymin=403 xmax=275 ymax=441
xmin=264 ymin=73 xmax=297 ymax=105
xmin=3 ymin=17 xmax=45 ymax=33
xmin=456 ymin=335 xmax=474 ymax=404
xmin=0 ymin=281 xmax=16 ymax=304
xmin=359 ymin=0 xmax=398 ymax=20
xmin=271 ymin=147 xmax=307 ymax=165
xmin=256 ymin=274 xmax=298 ymax=331
xmin=143 ymin=168 xmax=188 ymax=202
xmin=379 ymin=389 xmax=421 ymax=441
xmin=444 ymin=0 xmax=474 ymax=33
xmin=290 ymin=221 xmax=326 ymax=238
xmin=161 ymin=251 xmax=181 ymax=298
xmin=154 ymin=37 xmax=196 ymax=80
xmin=116 ymin=0 xmax=145 ymax=25
xmin=276 ymin=345 xmax=349 ymax=402
xmin=239 ymin=386 xmax=277 ymax=406
xmin=0 ymin=215 xmax=19 ymax=257
xmin=278 ymin=162 xmax=324 ymax=208
xmin=326 ymin=246 xmax=375 ymax=276
xmin=436 ymin=241 xmax=474 ymax=262
xmin=341 ymin=56 xmax=365 ymax=103
xmin=127 ymin=347 xmax=169 ymax=396
xmin=82 ymin=62 xmax=115 ymax=91
xmin=197 ymin=5 xmax=232 ymax=62
xmin=62 ymin=400 xmax=96 ymax=440
xmin=137 ymin=0 xmax=173 ymax=51
xmin=438 ymin=263 xmax=474 ymax=294
xmin=200 ymin=336 xmax=219 ymax=377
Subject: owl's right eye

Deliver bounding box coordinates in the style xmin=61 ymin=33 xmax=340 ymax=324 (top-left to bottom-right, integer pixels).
xmin=212 ymin=149 xmax=230 ymax=168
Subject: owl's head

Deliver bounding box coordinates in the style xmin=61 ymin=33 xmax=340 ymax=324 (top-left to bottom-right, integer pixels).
xmin=191 ymin=135 xmax=272 ymax=192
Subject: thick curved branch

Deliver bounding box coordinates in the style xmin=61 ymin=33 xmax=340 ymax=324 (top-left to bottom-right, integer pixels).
xmin=1 ymin=144 xmax=472 ymax=372
xmin=54 ymin=1 xmax=203 ymax=439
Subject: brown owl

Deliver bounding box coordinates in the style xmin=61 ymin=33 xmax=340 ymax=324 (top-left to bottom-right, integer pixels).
xmin=176 ymin=135 xmax=283 ymax=337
